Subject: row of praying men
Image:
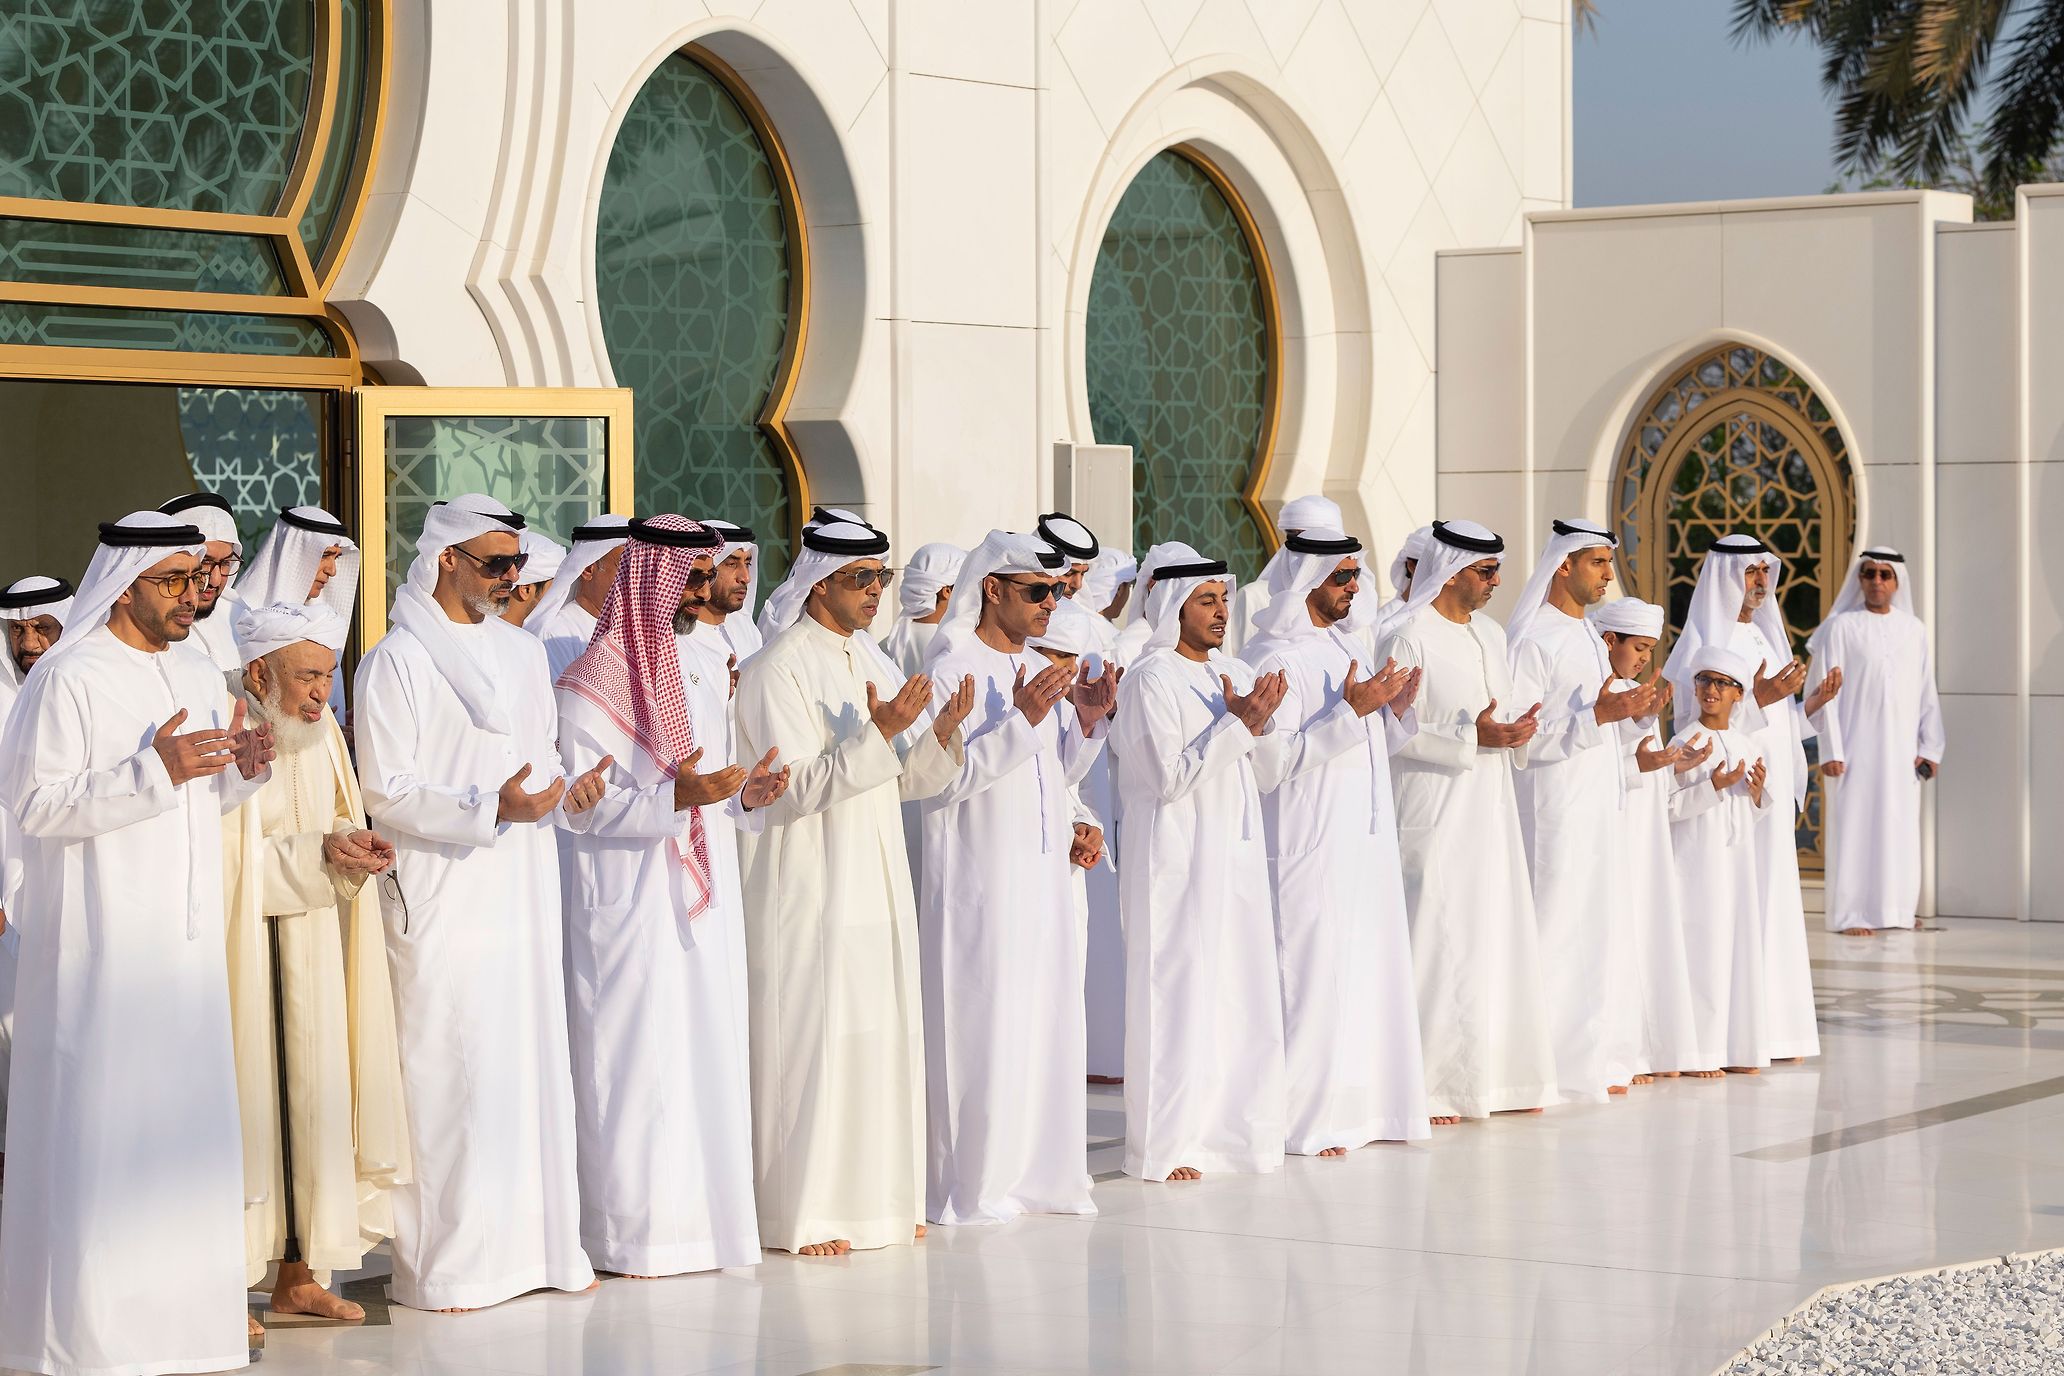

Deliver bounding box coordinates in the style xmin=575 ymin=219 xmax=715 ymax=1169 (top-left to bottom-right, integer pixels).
xmin=0 ymin=490 xmax=1941 ymax=1376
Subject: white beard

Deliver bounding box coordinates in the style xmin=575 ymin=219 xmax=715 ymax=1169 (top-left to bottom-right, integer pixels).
xmin=248 ymin=686 xmax=327 ymax=756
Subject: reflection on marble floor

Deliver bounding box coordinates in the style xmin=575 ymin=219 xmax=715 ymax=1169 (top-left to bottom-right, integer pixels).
xmin=214 ymin=918 xmax=2064 ymax=1376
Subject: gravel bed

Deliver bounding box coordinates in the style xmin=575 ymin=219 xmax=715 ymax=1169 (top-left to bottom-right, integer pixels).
xmin=1722 ymin=1253 xmax=2064 ymax=1375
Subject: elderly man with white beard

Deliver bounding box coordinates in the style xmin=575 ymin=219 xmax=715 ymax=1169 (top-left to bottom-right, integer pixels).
xmin=0 ymin=512 xmax=273 ymax=1376
xmin=1662 ymin=535 xmax=1841 ymax=1063
xmin=1504 ymin=519 xmax=1662 ymax=1103
xmin=916 ymin=530 xmax=1116 ymax=1224
xmin=1242 ymin=530 xmax=1428 ymax=1155
xmin=353 ymin=493 xmax=613 ymax=1311
xmin=226 ymin=603 xmax=409 ymax=1332
xmin=1376 ymin=520 xmax=1558 ymax=1124
xmin=1806 ymin=549 xmax=1946 ymax=935
xmin=555 ymin=516 xmax=790 ymax=1277
xmin=1113 ymin=557 xmax=1290 ymax=1182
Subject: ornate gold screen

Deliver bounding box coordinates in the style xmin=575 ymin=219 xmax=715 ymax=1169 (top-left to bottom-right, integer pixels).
xmin=1613 ymin=343 xmax=1857 ymax=866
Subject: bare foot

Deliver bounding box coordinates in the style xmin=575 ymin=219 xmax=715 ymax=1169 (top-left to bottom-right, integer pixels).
xmin=914 ymin=1224 xmax=927 ymax=1240
xmin=1723 ymin=1066 xmax=1762 ymax=1075
xmin=248 ymin=1314 xmax=265 ymax=1343
xmin=1772 ymin=1056 xmax=1803 ymax=1063
xmin=582 ymin=1279 xmax=601 ymax=1292
xmin=269 ymin=1281 xmax=364 ymax=1322
xmin=1631 ymin=1074 xmax=1655 ymax=1086
xmin=797 ymin=1239 xmax=851 ymax=1257
xmin=1494 ymin=1107 xmax=1546 ymax=1115
xmin=1430 ymin=1115 xmax=1462 ymax=1126
xmin=1165 ymin=1166 xmax=1203 ymax=1181
xmin=1840 ymin=926 xmax=1876 ymax=937
xmin=1686 ymin=1069 xmax=1725 ymax=1079
xmin=1607 ymin=1084 xmax=1629 ymax=1096
xmin=1656 ymin=1070 xmax=1681 ymax=1079
xmin=1317 ymin=1146 xmax=1348 ymax=1157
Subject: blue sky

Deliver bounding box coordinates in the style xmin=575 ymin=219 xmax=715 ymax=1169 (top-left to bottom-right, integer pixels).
xmin=1574 ymin=1 xmax=1842 ymax=206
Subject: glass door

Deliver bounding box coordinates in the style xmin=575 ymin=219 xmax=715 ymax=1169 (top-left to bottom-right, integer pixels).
xmin=353 ymin=387 xmax=635 ymax=645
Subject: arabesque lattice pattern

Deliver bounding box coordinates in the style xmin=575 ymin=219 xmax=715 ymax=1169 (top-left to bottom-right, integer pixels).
xmin=176 ymin=387 xmax=324 ymax=547
xmin=596 ymin=52 xmax=795 ymax=582
xmin=1086 ymin=149 xmax=1272 ymax=582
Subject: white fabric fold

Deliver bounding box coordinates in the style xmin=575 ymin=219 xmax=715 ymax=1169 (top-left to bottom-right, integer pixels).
xmin=237 ymin=506 xmax=360 ymax=624
xmin=526 ymin=516 xmax=629 ymax=633
xmin=896 ymin=541 xmax=967 ymax=620
xmin=234 ymin=602 xmax=349 ymax=663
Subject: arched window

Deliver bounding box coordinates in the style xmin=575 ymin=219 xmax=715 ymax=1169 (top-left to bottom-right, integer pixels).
xmin=1085 ymin=145 xmax=1279 ymax=581
xmin=1615 ymin=342 xmax=1858 ymax=865
xmin=596 ymin=46 xmax=805 ymax=580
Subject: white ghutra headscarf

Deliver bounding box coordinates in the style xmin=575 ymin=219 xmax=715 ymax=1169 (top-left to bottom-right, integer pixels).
xmin=389 ymin=494 xmax=527 ymax=733
xmin=1503 ymin=517 xmax=1618 ymax=650
xmin=238 ymin=506 xmax=360 ymax=624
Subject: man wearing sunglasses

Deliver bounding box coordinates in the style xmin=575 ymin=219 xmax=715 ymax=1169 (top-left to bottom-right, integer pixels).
xmin=1805 ymin=549 xmax=1945 ymax=936
xmin=0 ymin=511 xmax=274 ymax=1376
xmin=735 ymin=519 xmax=976 ymax=1258
xmin=353 ymin=493 xmax=613 ymax=1312
xmin=160 ymin=491 xmax=249 ymax=692
xmin=915 ymin=530 xmax=1117 ymax=1226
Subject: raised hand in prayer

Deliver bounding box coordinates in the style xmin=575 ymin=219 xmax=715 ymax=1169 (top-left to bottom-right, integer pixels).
xmin=1391 ymin=665 xmax=1424 ymax=715
xmin=1342 ymin=658 xmax=1413 ymax=717
xmin=672 ymin=747 xmax=746 ymax=809
xmin=1753 ymin=657 xmax=1808 ymax=708
xmin=1223 ymin=670 xmax=1287 ymax=736
xmin=1650 ymin=678 xmax=1674 ymax=722
xmin=934 ymin=673 xmax=976 ymax=745
xmin=1013 ymin=662 xmax=1074 ymax=727
xmin=1474 ymin=700 xmax=1541 ymax=750
xmin=151 ymin=707 xmax=237 ymax=785
xmin=1673 ymin=734 xmax=1715 ymax=774
xmin=741 ymin=748 xmax=791 ymax=810
xmin=1070 ymin=822 xmax=1105 ymax=870
xmin=1634 ymin=733 xmax=1683 ymax=773
xmin=1711 ymin=755 xmax=1748 ymax=793
xmin=323 ymin=828 xmax=396 ymax=876
xmin=868 ymin=674 xmax=932 ymax=741
xmin=1804 ymin=664 xmax=1844 ymax=717
xmin=1594 ymin=672 xmax=1658 ymax=724
xmin=564 ymin=755 xmax=615 ymax=815
xmin=727 ymin=653 xmax=739 ymax=700
xmin=1068 ymin=662 xmax=1120 ymax=732
xmin=497 ymin=763 xmax=567 ymax=824
xmin=1746 ymin=757 xmax=1768 ymax=806
xmin=226 ymin=699 xmax=276 ymax=781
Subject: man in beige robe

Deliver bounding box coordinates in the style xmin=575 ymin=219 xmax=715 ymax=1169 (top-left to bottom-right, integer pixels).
xmin=225 ymin=602 xmax=410 ymax=1328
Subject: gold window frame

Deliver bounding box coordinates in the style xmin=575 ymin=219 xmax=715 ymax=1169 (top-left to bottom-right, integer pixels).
xmin=353 ymin=386 xmax=636 ymax=647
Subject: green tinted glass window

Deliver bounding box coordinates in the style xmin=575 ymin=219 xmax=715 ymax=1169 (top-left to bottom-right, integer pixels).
xmin=0 ymin=303 xmax=332 ymax=355
xmin=176 ymin=387 xmax=325 ymax=546
xmin=0 ymin=218 xmax=286 ymax=294
xmin=1086 ymin=149 xmax=1273 ymax=581
xmin=297 ymin=0 xmax=368 ymax=267
xmin=596 ymin=53 xmax=795 ymax=581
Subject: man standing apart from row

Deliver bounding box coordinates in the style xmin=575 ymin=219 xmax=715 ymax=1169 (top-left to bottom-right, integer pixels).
xmin=736 ymin=520 xmax=972 ymax=1255
xmin=354 ymin=494 xmax=611 ymax=1311
xmin=1807 ymin=549 xmax=1944 ymax=935
xmin=919 ymin=531 xmax=1113 ymax=1223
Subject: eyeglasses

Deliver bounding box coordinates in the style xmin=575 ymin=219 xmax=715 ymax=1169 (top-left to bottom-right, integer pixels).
xmin=1326 ymin=569 xmax=1361 ymax=587
xmin=1693 ymin=673 xmax=1742 ymax=692
xmin=683 ymin=567 xmax=713 ymax=591
xmin=134 ymin=571 xmax=202 ymax=597
xmin=197 ymin=554 xmax=242 ymax=580
xmin=996 ymin=576 xmax=1064 ymax=603
xmin=832 ymin=567 xmax=895 ymax=592
xmin=451 ymin=544 xmax=530 ymax=579
xmin=1859 ymin=568 xmax=1898 ymax=582
xmin=379 ymin=870 xmax=412 ymax=934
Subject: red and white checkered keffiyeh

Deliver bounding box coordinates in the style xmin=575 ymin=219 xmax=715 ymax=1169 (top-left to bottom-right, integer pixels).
xmin=556 ymin=514 xmax=714 ymax=922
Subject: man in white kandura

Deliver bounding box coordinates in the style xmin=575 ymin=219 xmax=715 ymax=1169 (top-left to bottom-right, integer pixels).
xmin=1111 ymin=541 xmax=1203 ymax=663
xmin=1113 ymin=556 xmax=1289 ymax=1182
xmin=734 ymin=519 xmax=974 ymax=1256
xmin=1807 ymin=548 xmax=1945 ymax=936
xmin=1375 ymin=525 xmax=1432 ymax=640
xmin=1377 ymin=520 xmax=1558 ymax=1124
xmin=555 ymin=516 xmax=790 ymax=1277
xmin=0 ymin=511 xmax=273 ymax=1376
xmin=501 ymin=528 xmax=564 ymax=630
xmin=753 ymin=505 xmax=867 ymax=644
xmin=1504 ymin=519 xmax=1660 ymax=1103
xmin=161 ymin=490 xmax=249 ymax=688
xmin=237 ymin=505 xmax=359 ymax=620
xmin=226 ymin=603 xmax=409 ymax=1331
xmin=698 ymin=519 xmax=764 ymax=661
xmin=353 ymin=493 xmax=611 ymax=1311
xmin=917 ymin=530 xmax=1115 ymax=1223
xmin=880 ymin=541 xmax=965 ymax=677
xmin=0 ymin=575 xmax=71 ymax=1159
xmin=1243 ymin=530 xmax=1429 ymax=1154
xmin=1590 ymin=597 xmax=1714 ymax=1079
xmin=1227 ymin=494 xmax=1343 ymax=654
xmin=530 ymin=516 xmax=631 ymax=681
xmin=1663 ymin=534 xmax=1840 ymax=1063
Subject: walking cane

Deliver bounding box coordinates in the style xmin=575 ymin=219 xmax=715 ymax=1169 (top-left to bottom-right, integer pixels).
xmin=265 ymin=912 xmax=302 ymax=1267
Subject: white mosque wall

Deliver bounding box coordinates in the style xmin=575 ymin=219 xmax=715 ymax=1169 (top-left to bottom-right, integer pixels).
xmin=333 ymin=0 xmax=1569 ymax=565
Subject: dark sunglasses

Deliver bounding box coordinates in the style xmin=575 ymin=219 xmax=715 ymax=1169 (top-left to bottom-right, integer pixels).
xmin=1326 ymin=569 xmax=1360 ymax=587
xmin=1693 ymin=673 xmax=1742 ymax=692
xmin=832 ymin=567 xmax=895 ymax=591
xmin=997 ymin=576 xmax=1064 ymax=603
xmin=451 ymin=544 xmax=529 ymax=579
xmin=1859 ymin=568 xmax=1898 ymax=582
xmin=683 ymin=567 xmax=713 ymax=591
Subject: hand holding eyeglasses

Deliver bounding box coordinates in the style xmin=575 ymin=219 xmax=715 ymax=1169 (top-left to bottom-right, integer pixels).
xmin=497 ymin=763 xmax=566 ymax=824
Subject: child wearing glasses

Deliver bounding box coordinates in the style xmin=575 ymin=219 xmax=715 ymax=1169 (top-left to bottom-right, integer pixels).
xmin=1666 ymin=644 xmax=1774 ymax=1076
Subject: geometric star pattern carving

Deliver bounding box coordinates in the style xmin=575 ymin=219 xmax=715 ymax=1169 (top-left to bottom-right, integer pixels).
xmin=1084 ymin=149 xmax=1271 ymax=583
xmin=175 ymin=386 xmax=324 ymax=548
xmin=596 ymin=53 xmax=795 ymax=582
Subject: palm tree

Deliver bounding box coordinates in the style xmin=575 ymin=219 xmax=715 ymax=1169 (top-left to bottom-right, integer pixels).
xmin=1572 ymin=0 xmax=1598 ymax=33
xmin=1732 ymin=0 xmax=2064 ymax=207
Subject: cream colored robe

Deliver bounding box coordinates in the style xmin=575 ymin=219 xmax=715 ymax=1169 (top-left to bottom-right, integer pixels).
xmin=223 ymin=708 xmax=410 ymax=1286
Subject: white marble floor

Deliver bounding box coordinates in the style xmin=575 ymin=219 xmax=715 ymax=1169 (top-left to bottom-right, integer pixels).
xmin=240 ymin=916 xmax=2064 ymax=1376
